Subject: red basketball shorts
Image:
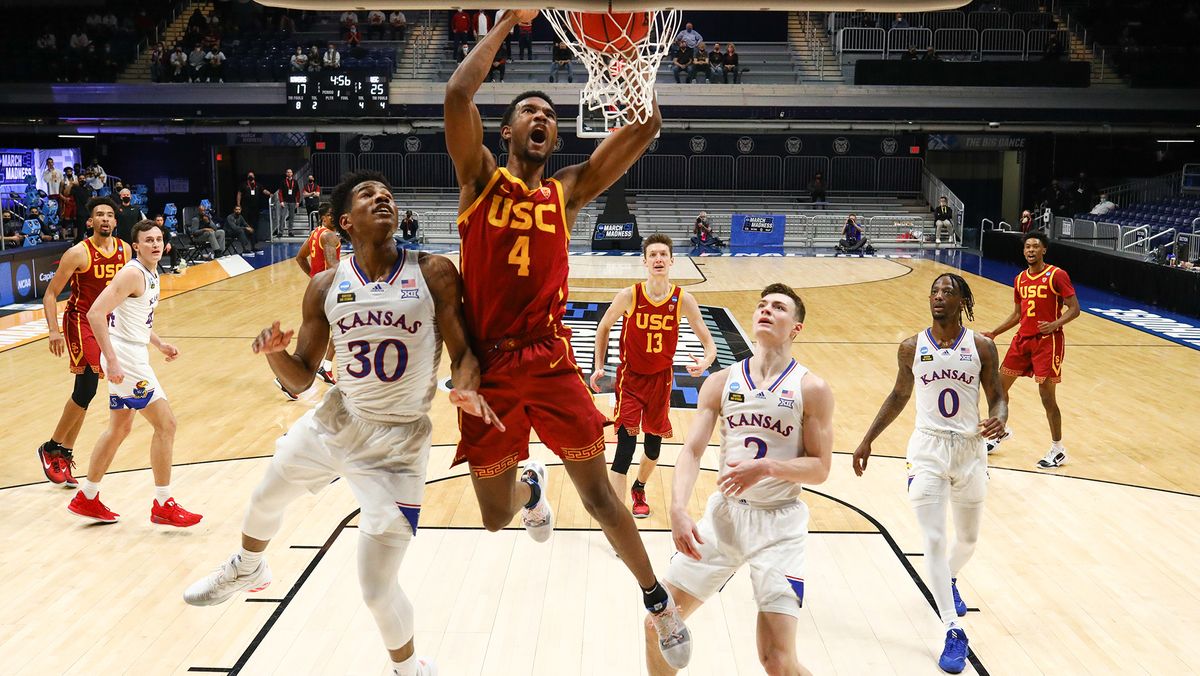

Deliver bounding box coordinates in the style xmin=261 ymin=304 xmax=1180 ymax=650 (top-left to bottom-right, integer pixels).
xmin=614 ymin=363 xmax=673 ymax=437
xmin=1000 ymin=331 xmax=1065 ymax=384
xmin=454 ymin=333 xmax=608 ymax=479
xmin=63 ymin=310 xmax=103 ymax=375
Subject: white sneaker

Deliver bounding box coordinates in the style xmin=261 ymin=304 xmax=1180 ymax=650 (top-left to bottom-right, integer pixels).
xmin=396 ymin=657 xmax=437 ymax=676
xmin=520 ymin=461 xmax=553 ymax=543
xmin=985 ymin=428 xmax=1012 ymax=454
xmin=1037 ymin=446 xmax=1067 ymax=468
xmin=183 ymin=553 xmax=272 ymax=606
xmin=648 ymin=595 xmax=692 ymax=669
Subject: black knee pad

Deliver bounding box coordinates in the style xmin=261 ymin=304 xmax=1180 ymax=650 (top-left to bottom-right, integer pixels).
xmin=71 ymin=370 xmax=99 ymax=409
xmin=643 ymin=434 xmax=662 ymax=462
xmin=611 ymin=426 xmax=637 ymax=475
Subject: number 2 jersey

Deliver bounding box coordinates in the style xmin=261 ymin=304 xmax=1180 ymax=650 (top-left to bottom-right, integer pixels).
xmin=323 ymin=247 xmax=440 ymax=424
xmin=912 ymin=327 xmax=981 ymax=435
xmin=719 ymin=358 xmax=809 ymax=507
xmin=1014 ymin=265 xmax=1075 ymax=337
xmin=457 ymin=167 xmax=571 ymax=344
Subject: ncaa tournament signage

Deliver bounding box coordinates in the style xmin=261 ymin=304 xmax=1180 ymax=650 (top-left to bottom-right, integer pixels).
xmin=730 ymin=214 xmax=786 ymax=249
xmin=593 ymin=222 xmax=635 ymax=241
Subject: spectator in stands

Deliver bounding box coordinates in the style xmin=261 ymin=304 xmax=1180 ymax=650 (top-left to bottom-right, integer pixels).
xmin=1090 ymin=193 xmax=1116 ymax=216
xmin=155 ymin=213 xmax=180 ymax=273
xmin=455 ymin=42 xmax=471 ymax=64
xmin=37 ymin=29 xmax=56 ymax=51
xmin=932 ymin=196 xmax=954 ymax=244
xmin=307 ymin=45 xmax=322 ymax=72
xmin=42 ymin=158 xmax=63 ymax=201
xmin=389 ymin=11 xmax=407 ymax=40
xmin=670 ymin=39 xmax=694 ymax=84
xmin=366 ymin=10 xmax=387 ymax=40
xmin=278 ymin=12 xmax=296 ymax=35
xmin=473 ymin=10 xmax=491 ymax=42
xmin=837 ymin=214 xmax=870 ymax=255
xmin=84 ymin=160 xmax=106 ymax=192
xmin=291 ymin=46 xmax=309 ymax=72
xmin=891 ymin=13 xmax=909 ymax=29
xmin=1020 ymin=209 xmax=1034 ymax=233
xmin=70 ymin=172 xmax=93 ymax=238
xmin=224 ymin=205 xmax=255 ymax=253
xmin=808 ymin=172 xmax=828 ymax=209
xmin=189 ymin=204 xmax=224 ymax=257
xmin=691 ymin=211 xmax=723 ymax=248
xmin=922 ymin=46 xmax=940 ymax=61
xmin=489 ymin=44 xmax=508 ymax=83
xmin=115 ymin=188 xmax=144 ymax=243
xmin=206 ymin=43 xmax=226 ymax=83
xmin=400 ymin=210 xmax=419 ymax=245
xmin=188 ymin=44 xmax=207 ymax=82
xmin=1042 ymin=34 xmax=1064 ymax=61
xmin=1074 ymin=171 xmax=1096 ymax=212
xmin=170 ymin=46 xmax=188 ymax=82
xmin=2 ymin=210 xmax=25 ymax=248
xmin=676 ymin=22 xmax=702 ymax=49
xmin=346 ymin=23 xmax=363 ymax=50
xmin=901 ymin=46 xmax=919 ymax=61
xmin=691 ymin=42 xmax=711 ymax=83
xmin=69 ymin=30 xmax=91 ymax=52
xmin=279 ymin=168 xmax=302 ymax=235
xmin=187 ymin=7 xmax=208 ymax=34
xmin=323 ymin=43 xmax=341 ymax=70
xmin=149 ymin=43 xmax=166 ymax=82
xmin=495 ymin=9 xmax=516 ymax=58
xmin=303 ymin=175 xmax=321 ymax=214
xmin=549 ymin=39 xmax=574 ymax=83
xmin=59 ymin=168 xmax=77 ymax=235
xmin=517 ymin=17 xmax=534 ymax=60
xmin=451 ymin=9 xmax=472 ymax=53
xmin=722 ymin=43 xmax=743 ymax=83
xmin=340 ymin=10 xmax=359 ymax=35
xmin=709 ymin=42 xmax=724 ymax=76
xmin=27 ymin=206 xmax=55 ymax=240
xmin=238 ymin=171 xmax=267 ymax=234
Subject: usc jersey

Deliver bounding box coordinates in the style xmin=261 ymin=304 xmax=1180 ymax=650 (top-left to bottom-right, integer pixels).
xmin=66 ymin=238 xmax=127 ymax=316
xmin=458 ymin=167 xmax=571 ymax=343
xmin=619 ymin=283 xmax=681 ymax=374
xmin=305 ymin=225 xmax=340 ymax=277
xmin=1013 ymin=265 xmax=1075 ymax=337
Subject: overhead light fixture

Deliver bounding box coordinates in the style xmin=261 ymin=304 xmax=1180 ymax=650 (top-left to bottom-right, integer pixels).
xmin=58 ymin=134 xmax=95 ymax=139
xmin=1156 ymin=139 xmax=1195 ymax=143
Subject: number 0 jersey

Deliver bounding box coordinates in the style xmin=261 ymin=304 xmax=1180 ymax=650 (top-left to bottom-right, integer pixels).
xmin=912 ymin=327 xmax=981 ymax=435
xmin=457 ymin=167 xmax=571 ymax=343
xmin=719 ymin=358 xmax=809 ymax=507
xmin=323 ymin=247 xmax=440 ymax=424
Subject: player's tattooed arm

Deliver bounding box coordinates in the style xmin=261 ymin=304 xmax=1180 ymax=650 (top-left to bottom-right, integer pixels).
xmin=589 ymin=286 xmax=633 ymax=392
xmin=254 ymin=270 xmax=334 ymax=394
xmin=852 ymin=335 xmax=917 ymax=476
xmin=976 ymin=334 xmax=1008 ymax=439
xmin=671 ymin=368 xmax=728 ymax=560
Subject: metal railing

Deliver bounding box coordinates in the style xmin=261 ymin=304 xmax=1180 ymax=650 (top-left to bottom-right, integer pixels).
xmin=1025 ymin=29 xmax=1070 ymax=56
xmin=1126 ymin=227 xmax=1177 ymax=258
xmin=836 ymin=27 xmax=885 ymax=55
xmin=921 ymin=165 xmax=965 ymax=243
xmin=980 ymin=28 xmax=1025 ymax=57
xmin=1118 ymin=225 xmax=1150 ymax=252
xmin=1100 ymin=170 xmax=1184 ymax=207
xmin=1182 ymin=164 xmax=1200 ymax=195
xmin=934 ymin=28 xmax=979 ymax=55
xmin=886 ymin=27 xmax=932 ymax=55
xmin=968 ymin=11 xmax=1011 ymax=31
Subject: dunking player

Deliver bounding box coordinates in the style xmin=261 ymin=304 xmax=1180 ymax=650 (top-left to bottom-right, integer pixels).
xmin=184 ymin=171 xmax=498 ymax=676
xmin=288 ymin=202 xmax=341 ymax=391
xmin=38 ymin=197 xmax=127 ymax=488
xmin=67 ymin=219 xmax=201 ymax=527
xmin=445 ymin=9 xmax=692 ymax=668
xmin=589 ymin=233 xmax=716 ymax=517
xmin=982 ymin=232 xmax=1079 ymax=467
xmin=852 ymin=274 xmax=1007 ymax=674
xmin=648 ymin=284 xmax=833 ymax=676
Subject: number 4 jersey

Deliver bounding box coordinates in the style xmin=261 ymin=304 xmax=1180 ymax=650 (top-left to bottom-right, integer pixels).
xmin=912 ymin=327 xmax=981 ymax=436
xmin=324 ymin=248 xmax=441 ymax=424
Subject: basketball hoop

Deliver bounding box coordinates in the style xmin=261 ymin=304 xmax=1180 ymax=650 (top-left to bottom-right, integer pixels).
xmin=542 ymin=8 xmax=681 ymax=133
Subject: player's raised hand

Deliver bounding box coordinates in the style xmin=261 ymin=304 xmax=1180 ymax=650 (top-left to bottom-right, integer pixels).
xmin=979 ymin=416 xmax=1005 ymax=439
xmin=158 ymin=342 xmax=180 ymax=362
xmin=719 ymin=458 xmax=770 ymax=497
xmin=450 ymin=388 xmax=507 ymax=432
xmin=106 ymin=360 xmax=125 ymax=385
xmin=509 ymin=9 xmax=539 ymax=24
xmin=48 ymin=330 xmax=65 ymax=357
xmin=670 ymin=508 xmax=705 ymax=561
xmin=252 ymin=321 xmax=294 ymax=355
xmin=686 ymin=354 xmax=707 ymax=378
xmin=980 ymin=330 xmax=997 ymax=340
xmin=589 ymin=369 xmax=605 ymax=393
xmin=852 ymin=441 xmax=872 ymax=476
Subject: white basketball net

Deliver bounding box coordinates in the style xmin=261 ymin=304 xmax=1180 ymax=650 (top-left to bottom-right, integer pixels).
xmin=542 ymin=9 xmax=681 ymax=129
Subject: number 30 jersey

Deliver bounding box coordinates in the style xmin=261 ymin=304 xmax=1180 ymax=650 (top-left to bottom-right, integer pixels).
xmin=323 ymin=247 xmax=441 ymax=424
xmin=719 ymin=358 xmax=809 ymax=507
xmin=912 ymin=327 xmax=981 ymax=436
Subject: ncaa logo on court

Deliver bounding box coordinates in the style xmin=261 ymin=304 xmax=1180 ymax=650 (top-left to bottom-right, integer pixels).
xmin=689 ymin=136 xmax=707 ymax=154
xmin=784 ymin=137 xmax=803 ymax=154
xmin=881 ymin=137 xmax=898 ymax=155
xmin=736 ymin=137 xmax=754 ymax=154
xmin=404 ymin=136 xmax=422 ymax=152
xmin=833 ymin=137 xmax=850 ymax=155
xmin=359 ymin=136 xmax=375 ymax=153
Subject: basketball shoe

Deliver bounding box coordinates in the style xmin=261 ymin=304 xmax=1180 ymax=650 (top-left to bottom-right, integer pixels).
xmin=37 ymin=442 xmax=66 ymax=484
xmin=151 ymin=498 xmax=203 ymax=527
xmin=985 ymin=428 xmax=1011 ymax=454
xmin=938 ymin=628 xmax=969 ymax=673
xmin=68 ymin=491 xmax=119 ymax=523
xmin=274 ymin=378 xmax=299 ymax=401
xmin=1037 ymin=443 xmax=1067 ymax=468
xmin=951 ymin=578 xmax=968 ymax=617
xmin=647 ymin=595 xmax=692 ymax=669
xmin=184 ymin=553 xmax=273 ymax=606
xmin=520 ymin=460 xmax=554 ymax=543
xmin=60 ymin=449 xmax=78 ymax=488
xmin=631 ymin=486 xmax=650 ymax=519
xmin=317 ymin=366 xmax=336 ymax=385
xmin=394 ymin=657 xmax=438 ymax=676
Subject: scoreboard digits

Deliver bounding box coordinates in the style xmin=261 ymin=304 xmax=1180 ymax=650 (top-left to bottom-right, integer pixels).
xmin=286 ymin=73 xmax=389 ymax=116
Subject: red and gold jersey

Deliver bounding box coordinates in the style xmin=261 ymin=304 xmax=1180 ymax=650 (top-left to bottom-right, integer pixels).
xmin=65 ymin=238 xmax=127 ymax=316
xmin=619 ymin=283 xmax=681 ymax=374
xmin=458 ymin=167 xmax=571 ymax=343
xmin=1014 ymin=264 xmax=1075 ymax=336
xmin=305 ymin=226 xmax=340 ymax=277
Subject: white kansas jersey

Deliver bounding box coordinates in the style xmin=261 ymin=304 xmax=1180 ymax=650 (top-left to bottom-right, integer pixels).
xmin=719 ymin=358 xmax=808 ymax=507
xmin=324 ymin=248 xmax=441 ymax=424
xmin=913 ymin=327 xmax=981 ymax=435
xmin=109 ymin=259 xmax=159 ymax=346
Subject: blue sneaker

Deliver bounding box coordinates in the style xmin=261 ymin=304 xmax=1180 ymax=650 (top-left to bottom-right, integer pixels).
xmin=951 ymin=578 xmax=967 ymax=617
xmin=939 ymin=628 xmax=969 ymax=674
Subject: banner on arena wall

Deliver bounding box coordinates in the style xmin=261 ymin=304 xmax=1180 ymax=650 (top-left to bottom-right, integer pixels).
xmin=730 ymin=214 xmax=786 ymax=248
xmin=927 ymin=134 xmax=1027 ymax=151
xmin=593 ymin=222 xmax=635 ymax=241
xmin=0 ymin=242 xmax=69 ymax=305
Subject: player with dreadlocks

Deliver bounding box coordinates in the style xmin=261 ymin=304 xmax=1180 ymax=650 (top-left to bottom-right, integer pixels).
xmin=851 ymin=273 xmax=1006 ymax=674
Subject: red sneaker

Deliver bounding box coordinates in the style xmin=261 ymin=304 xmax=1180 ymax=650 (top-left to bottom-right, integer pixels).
xmin=317 ymin=366 xmax=336 ymax=385
xmin=60 ymin=450 xmax=78 ymax=489
xmin=151 ymin=498 xmax=203 ymax=527
xmin=631 ymin=487 xmax=651 ymax=519
xmin=38 ymin=443 xmax=66 ymax=484
xmin=68 ymin=492 xmax=120 ymax=523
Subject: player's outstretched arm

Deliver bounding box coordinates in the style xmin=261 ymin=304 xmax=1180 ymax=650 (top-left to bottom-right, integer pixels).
xmin=255 ymin=270 xmax=334 ymax=394
xmin=590 ymin=286 xmax=633 ymax=392
xmin=42 ymin=243 xmax=86 ymax=356
xmin=680 ymin=291 xmax=717 ymax=377
xmin=320 ymin=230 xmax=341 ymax=271
xmin=295 ymin=237 xmax=312 ymax=275
xmin=556 ymin=98 xmax=662 ymax=212
xmin=670 ymin=368 xmax=727 ymax=560
xmin=976 ymin=334 xmax=1008 ymax=439
xmin=984 ymin=296 xmax=1021 ymax=339
xmin=86 ymin=265 xmax=144 ymax=384
xmin=852 ymin=336 xmax=917 ymax=476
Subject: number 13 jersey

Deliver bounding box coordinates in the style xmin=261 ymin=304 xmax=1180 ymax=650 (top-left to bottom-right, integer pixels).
xmin=719 ymin=358 xmax=809 ymax=507
xmin=912 ymin=327 xmax=980 ymax=435
xmin=323 ymin=247 xmax=440 ymax=424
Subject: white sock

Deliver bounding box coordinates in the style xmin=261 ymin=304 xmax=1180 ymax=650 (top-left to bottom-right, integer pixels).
xmin=237 ymin=547 xmax=264 ymax=575
xmin=392 ymin=655 xmax=417 ymax=676
xmin=945 ymin=619 xmax=962 ymax=632
xmin=321 ymin=359 xmax=332 ymax=371
xmin=155 ymin=485 xmax=171 ymax=503
xmin=80 ymin=479 xmax=100 ymax=500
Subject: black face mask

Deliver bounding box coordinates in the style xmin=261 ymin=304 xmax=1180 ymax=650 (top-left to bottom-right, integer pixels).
xmin=122 ymin=198 xmax=131 ymax=204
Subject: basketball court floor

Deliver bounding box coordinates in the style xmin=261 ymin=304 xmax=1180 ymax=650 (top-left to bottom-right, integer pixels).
xmin=2 ymin=246 xmax=1198 ymax=675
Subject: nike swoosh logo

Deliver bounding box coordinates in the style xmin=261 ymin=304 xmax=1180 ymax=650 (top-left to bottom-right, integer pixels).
xmin=550 ymin=355 xmax=564 ymax=369
xmin=42 ymin=456 xmax=53 ymax=471
xmin=637 ymin=305 xmax=647 ymax=310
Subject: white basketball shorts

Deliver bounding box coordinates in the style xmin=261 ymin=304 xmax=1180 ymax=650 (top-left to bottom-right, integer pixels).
xmin=905 ymin=428 xmax=988 ymax=507
xmin=103 ymin=338 xmax=166 ymax=410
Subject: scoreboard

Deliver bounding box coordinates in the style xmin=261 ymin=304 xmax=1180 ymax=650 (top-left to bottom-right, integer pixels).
xmin=286 ymin=73 xmax=388 ymax=116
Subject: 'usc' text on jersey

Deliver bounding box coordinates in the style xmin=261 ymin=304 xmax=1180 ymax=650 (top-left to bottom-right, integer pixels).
xmin=619 ymin=283 xmax=681 ymax=374
xmin=66 ymin=238 xmax=127 ymax=316
xmin=1013 ymin=265 xmax=1075 ymax=337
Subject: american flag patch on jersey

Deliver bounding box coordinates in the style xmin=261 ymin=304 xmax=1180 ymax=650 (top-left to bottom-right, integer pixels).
xmin=780 ymin=389 xmax=794 ymax=399
xmin=400 ymin=278 xmax=416 ymax=289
